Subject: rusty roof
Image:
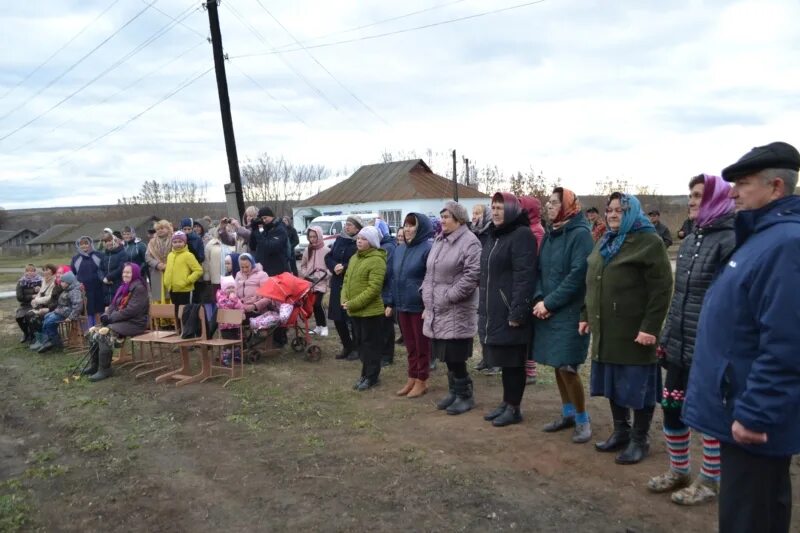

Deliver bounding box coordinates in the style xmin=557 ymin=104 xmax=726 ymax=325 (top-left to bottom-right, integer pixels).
xmin=297 ymin=159 xmax=489 ymax=207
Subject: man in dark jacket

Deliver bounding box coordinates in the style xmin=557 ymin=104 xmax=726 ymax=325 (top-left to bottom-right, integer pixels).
xmin=180 ymin=217 xmax=206 ymax=264
xmin=282 ymin=216 xmax=300 ymax=276
xmin=683 ymin=141 xmax=800 ymax=533
xmin=647 ymin=210 xmax=673 ymax=247
xmin=249 ymin=207 xmax=290 ymax=277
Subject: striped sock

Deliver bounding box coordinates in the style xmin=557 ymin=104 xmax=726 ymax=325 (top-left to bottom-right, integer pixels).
xmin=700 ymin=435 xmax=721 ymax=483
xmin=525 ymin=359 xmax=537 ymax=377
xmin=664 ymin=426 xmax=691 ymax=476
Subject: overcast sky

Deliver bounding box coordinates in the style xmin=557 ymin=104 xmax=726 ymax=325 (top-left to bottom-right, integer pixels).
xmin=1 ymin=0 xmax=798 ymax=209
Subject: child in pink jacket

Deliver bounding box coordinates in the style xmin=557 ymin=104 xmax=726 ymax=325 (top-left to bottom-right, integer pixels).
xmin=216 ymin=276 xmax=243 ymax=366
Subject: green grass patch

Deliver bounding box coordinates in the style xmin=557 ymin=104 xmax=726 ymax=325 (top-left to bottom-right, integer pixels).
xmin=0 ymin=493 xmax=31 ymax=532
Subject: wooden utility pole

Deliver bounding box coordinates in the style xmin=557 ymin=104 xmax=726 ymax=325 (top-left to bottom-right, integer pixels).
xmin=206 ymin=0 xmax=244 ymax=219
xmin=452 ymin=149 xmax=458 ymax=202
xmin=463 ymin=157 xmax=469 ymax=187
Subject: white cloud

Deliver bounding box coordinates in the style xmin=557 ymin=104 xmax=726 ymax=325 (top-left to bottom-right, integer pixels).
xmin=1 ymin=0 xmax=799 ymax=208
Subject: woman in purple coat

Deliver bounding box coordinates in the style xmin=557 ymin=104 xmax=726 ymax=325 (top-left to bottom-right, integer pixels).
xmin=71 ymin=236 xmax=105 ymax=326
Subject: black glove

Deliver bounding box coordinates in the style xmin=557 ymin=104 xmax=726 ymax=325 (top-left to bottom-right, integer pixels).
xmin=100 ymin=315 xmax=110 ymax=326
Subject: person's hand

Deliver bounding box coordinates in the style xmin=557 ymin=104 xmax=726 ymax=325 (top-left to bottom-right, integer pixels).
xmin=533 ymin=301 xmax=551 ymax=319
xmin=231 ymin=219 xmax=240 ymax=228
xmin=34 ymin=286 xmax=40 ymax=293
xmin=508 ymin=320 xmax=520 ymax=327
xmin=158 ymin=262 xmax=166 ymax=271
xmin=678 ymin=230 xmax=686 ymax=239
xmin=334 ymin=264 xmax=344 ymax=275
xmin=732 ymin=421 xmax=768 ymax=445
xmin=634 ymin=332 xmax=657 ymax=345
xmin=103 ymin=277 xmax=109 ymax=284
xmin=384 ymin=307 xmax=393 ymax=318
xmin=578 ymin=321 xmax=590 ymax=335
xmin=341 ymin=300 xmax=349 ymax=311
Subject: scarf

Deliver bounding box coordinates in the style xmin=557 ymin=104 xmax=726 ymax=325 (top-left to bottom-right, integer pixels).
xmin=695 ymin=174 xmax=735 ymax=228
xmin=19 ymin=271 xmax=42 ymax=287
xmin=519 ymin=196 xmax=545 ymax=250
xmin=226 ymin=252 xmax=241 ymax=277
xmin=112 ymin=263 xmax=143 ymax=307
xmin=491 ymin=192 xmax=521 ymax=228
xmin=598 ymin=194 xmax=655 ymax=264
xmin=551 ymin=188 xmax=582 ymax=230
xmin=147 ymin=231 xmax=173 ymax=264
xmin=472 ymin=206 xmax=491 ymax=234
xmin=307 ymin=226 xmax=326 ymax=250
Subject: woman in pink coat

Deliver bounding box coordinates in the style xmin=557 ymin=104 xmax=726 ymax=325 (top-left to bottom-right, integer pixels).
xmin=300 ymin=226 xmax=330 ymax=336
xmin=234 ymin=253 xmax=270 ymax=317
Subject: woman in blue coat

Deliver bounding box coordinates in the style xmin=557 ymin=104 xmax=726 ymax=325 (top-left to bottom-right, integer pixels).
xmin=71 ymin=236 xmax=105 ymax=326
xmin=533 ymin=188 xmax=595 ymax=443
xmin=325 ymin=216 xmax=361 ymax=360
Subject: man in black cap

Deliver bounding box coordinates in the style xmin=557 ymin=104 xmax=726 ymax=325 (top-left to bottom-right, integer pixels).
xmin=682 ymin=141 xmax=800 ymax=533
xmin=249 ymin=206 xmax=290 ymax=277
xmin=647 ymin=209 xmax=673 ymax=247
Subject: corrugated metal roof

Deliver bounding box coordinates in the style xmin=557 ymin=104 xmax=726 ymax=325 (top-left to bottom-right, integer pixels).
xmin=297 ymin=159 xmax=489 ymax=207
xmin=27 ymin=217 xmax=157 ymax=245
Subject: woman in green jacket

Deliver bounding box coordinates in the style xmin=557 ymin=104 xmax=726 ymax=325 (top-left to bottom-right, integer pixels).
xmin=534 ymin=187 xmax=595 ymax=444
xmin=581 ymin=193 xmax=672 ymax=465
xmin=342 ymin=226 xmax=387 ymax=391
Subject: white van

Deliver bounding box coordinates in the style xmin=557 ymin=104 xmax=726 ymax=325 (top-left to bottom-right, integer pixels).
xmin=296 ymin=213 xmax=380 ymax=257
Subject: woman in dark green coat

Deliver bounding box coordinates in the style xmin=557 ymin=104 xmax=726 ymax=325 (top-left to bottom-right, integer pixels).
xmin=580 ymin=192 xmax=672 ymax=465
xmin=533 ymin=188 xmax=595 ymax=444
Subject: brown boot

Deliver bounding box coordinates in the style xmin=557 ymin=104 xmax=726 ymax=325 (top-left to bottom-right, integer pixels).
xmin=406 ymin=379 xmax=428 ymax=398
xmin=396 ymin=378 xmax=416 ymax=396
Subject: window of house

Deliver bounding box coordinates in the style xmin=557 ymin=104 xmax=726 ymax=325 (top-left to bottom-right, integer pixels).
xmin=379 ymin=210 xmax=402 ymax=231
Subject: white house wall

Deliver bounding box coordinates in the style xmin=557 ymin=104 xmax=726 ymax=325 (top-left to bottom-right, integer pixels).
xmin=293 ymin=198 xmax=489 ymax=231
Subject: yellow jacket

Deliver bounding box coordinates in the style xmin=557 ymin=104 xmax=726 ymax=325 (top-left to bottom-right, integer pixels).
xmin=163 ymin=246 xmax=203 ymax=294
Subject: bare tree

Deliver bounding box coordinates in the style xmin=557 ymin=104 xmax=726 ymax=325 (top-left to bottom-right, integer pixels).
xmin=593 ymin=177 xmax=632 ymax=196
xmin=474 ymin=165 xmax=504 ymax=194
xmin=117 ymin=179 xmax=208 ymax=205
xmin=241 ymin=154 xmax=330 ymax=215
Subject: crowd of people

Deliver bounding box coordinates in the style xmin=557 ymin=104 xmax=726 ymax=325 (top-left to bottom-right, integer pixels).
xmin=11 ymin=141 xmax=800 ymax=532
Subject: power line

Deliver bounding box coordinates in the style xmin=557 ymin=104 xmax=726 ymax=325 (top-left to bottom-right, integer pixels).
xmin=0 ymin=1 xmax=199 ymax=144
xmin=271 ymin=0 xmax=469 ymax=52
xmin=230 ymin=0 xmax=548 ymax=60
xmin=143 ymin=0 xmax=207 ymax=40
xmin=223 ymin=1 xmax=340 ymax=111
xmin=0 ymin=0 xmax=161 ymax=124
xmin=40 ymin=65 xmax=214 ymax=171
xmin=0 ymin=0 xmax=124 ymax=101
xmin=252 ymin=0 xmax=388 ymax=125
xmin=10 ymin=39 xmax=207 ymax=154
xmin=228 ymin=60 xmax=307 ymax=126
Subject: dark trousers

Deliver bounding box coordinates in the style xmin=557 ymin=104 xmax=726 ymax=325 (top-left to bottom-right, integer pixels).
xmin=312 ymin=292 xmax=326 ymax=327
xmin=351 ymin=316 xmax=383 ymax=382
xmin=334 ymin=319 xmax=353 ymax=353
xmin=380 ymin=315 xmax=395 ymax=362
xmin=502 ymin=366 xmax=526 ymax=406
xmin=397 ymin=312 xmax=430 ymax=380
xmin=719 ymin=442 xmax=792 ymax=533
xmin=169 ymin=291 xmax=192 ymax=327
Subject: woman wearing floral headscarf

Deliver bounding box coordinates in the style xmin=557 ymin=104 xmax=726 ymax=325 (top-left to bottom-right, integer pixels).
xmin=533 ymin=188 xmax=595 ymax=444
xmin=101 ymin=234 xmax=127 ymax=306
xmin=647 ymin=174 xmax=735 ymax=505
xmin=581 ymin=192 xmax=672 ymax=465
xmin=14 ymin=264 xmax=42 ymax=343
xmin=71 ymin=236 xmax=104 ymax=326
xmin=101 ymin=263 xmax=150 ymax=338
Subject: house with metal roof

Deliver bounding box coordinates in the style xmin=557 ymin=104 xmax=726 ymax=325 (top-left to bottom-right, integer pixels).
xmin=293 ymin=159 xmax=489 ymax=231
xmin=26 ymin=216 xmax=158 ymax=255
xmin=0 ymin=228 xmax=39 ymax=254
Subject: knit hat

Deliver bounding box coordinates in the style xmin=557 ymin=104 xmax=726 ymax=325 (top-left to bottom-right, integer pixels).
xmin=257 ymin=206 xmax=274 ymax=218
xmin=179 ymin=218 xmax=193 ymax=229
xmin=103 ymin=227 xmax=113 ymax=235
xmin=440 ymin=201 xmax=469 ymax=224
xmin=375 ymin=219 xmax=390 ymax=238
xmin=722 ymin=141 xmax=800 ymax=182
xmin=220 ymin=275 xmax=236 ymax=292
xmin=172 ymin=231 xmax=188 ymax=244
xmin=238 ymin=253 xmax=256 ymax=267
xmin=357 ymin=226 xmax=381 ymax=249
xmin=60 ymin=271 xmax=76 ymax=285
xmin=346 ymin=215 xmax=364 ymax=230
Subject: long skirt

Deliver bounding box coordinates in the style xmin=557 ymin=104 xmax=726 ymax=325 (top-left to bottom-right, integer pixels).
xmin=590 ymin=361 xmax=661 ymax=410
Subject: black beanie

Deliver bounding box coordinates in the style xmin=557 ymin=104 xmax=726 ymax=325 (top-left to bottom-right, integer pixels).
xmin=258 ymin=206 xmax=274 ymax=218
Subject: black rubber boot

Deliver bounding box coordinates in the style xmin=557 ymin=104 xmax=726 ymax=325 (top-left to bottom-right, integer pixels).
xmin=82 ymin=342 xmax=100 ymax=376
xmin=475 ymin=357 xmax=488 ymax=371
xmin=29 ymin=332 xmax=45 ymax=351
xmin=484 ymin=402 xmax=508 ymax=421
xmin=615 ymin=406 xmax=654 ymax=465
xmin=492 ymin=404 xmax=522 ymax=427
xmin=447 ymin=376 xmax=475 ymax=416
xmin=89 ymin=335 xmax=114 ymax=382
xmin=37 ymin=337 xmax=63 ymax=354
xmin=436 ymin=372 xmax=457 ymax=410
xmin=16 ymin=318 xmax=29 ymax=343
xmin=595 ymin=401 xmax=631 ymax=452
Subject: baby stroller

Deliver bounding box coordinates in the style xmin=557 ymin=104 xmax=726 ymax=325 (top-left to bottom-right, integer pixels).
xmin=250 ymin=272 xmax=324 ymax=361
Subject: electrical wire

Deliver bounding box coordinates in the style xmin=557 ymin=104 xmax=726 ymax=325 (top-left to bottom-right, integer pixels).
xmin=0 ymin=0 xmax=124 ymax=101
xmin=227 ymin=61 xmax=307 ymax=126
xmin=40 ymin=65 xmax=214 ymax=170
xmin=252 ymin=0 xmax=388 ymax=125
xmin=0 ymin=1 xmax=199 ymax=144
xmin=0 ymin=0 xmax=161 ymax=124
xmin=143 ymin=0 xmax=207 ymax=40
xmin=9 ymin=39 xmax=207 ymax=154
xmin=223 ymin=1 xmax=340 ymax=111
xmin=230 ymin=0 xmax=547 ymax=60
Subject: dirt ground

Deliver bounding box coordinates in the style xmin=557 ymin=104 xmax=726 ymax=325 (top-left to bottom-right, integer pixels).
xmin=0 ymin=298 xmax=798 ymax=533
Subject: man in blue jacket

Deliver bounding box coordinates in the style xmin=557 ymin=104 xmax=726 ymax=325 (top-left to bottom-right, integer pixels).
xmin=683 ymin=141 xmax=800 ymax=533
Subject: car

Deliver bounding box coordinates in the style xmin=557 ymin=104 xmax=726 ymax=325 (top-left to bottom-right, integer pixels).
xmin=305 ymin=213 xmax=380 ymax=248
xmin=295 ymin=233 xmax=308 ymax=260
